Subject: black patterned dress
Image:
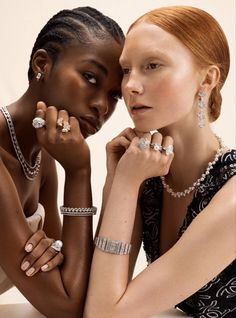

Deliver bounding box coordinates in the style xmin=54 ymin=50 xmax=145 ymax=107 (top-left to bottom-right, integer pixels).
xmin=140 ymin=150 xmax=236 ymax=318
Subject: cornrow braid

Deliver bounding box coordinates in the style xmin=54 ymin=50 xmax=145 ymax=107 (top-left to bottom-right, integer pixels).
xmin=28 ymin=6 xmax=124 ymax=81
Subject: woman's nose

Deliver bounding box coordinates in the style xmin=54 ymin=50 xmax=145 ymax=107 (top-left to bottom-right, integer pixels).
xmin=90 ymin=95 xmax=109 ymax=118
xmin=123 ymin=73 xmax=144 ymax=95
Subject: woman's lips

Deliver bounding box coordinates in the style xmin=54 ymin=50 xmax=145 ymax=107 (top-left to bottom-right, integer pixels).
xmin=130 ymin=105 xmax=152 ymax=116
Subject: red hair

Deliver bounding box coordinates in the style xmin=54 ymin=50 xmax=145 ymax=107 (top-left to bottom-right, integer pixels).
xmin=128 ymin=6 xmax=230 ymax=122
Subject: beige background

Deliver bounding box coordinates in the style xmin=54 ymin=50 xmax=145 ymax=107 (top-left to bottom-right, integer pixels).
xmin=0 ymin=0 xmax=235 ymax=305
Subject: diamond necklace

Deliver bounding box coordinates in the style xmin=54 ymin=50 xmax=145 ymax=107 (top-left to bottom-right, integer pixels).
xmin=160 ymin=135 xmax=225 ymax=198
xmin=0 ymin=106 xmax=41 ymax=181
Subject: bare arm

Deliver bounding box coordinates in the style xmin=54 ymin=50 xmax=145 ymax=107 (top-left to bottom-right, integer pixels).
xmin=0 ymin=104 xmax=94 ymax=318
xmin=95 ymin=128 xmax=142 ymax=279
xmin=39 ymin=149 xmax=61 ymax=239
xmin=84 ymin=137 xmax=235 ymax=318
xmin=0 ymin=157 xmax=92 ymax=318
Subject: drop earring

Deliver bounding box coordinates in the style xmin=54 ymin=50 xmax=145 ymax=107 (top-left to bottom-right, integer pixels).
xmin=197 ymin=89 xmax=206 ymax=128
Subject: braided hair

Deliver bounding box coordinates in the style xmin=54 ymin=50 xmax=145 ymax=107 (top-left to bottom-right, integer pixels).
xmin=28 ymin=6 xmax=124 ymax=81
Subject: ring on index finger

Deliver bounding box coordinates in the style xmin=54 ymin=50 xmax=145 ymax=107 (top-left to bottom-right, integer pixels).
xmin=32 ymin=117 xmax=46 ymax=129
xmin=138 ymin=137 xmax=150 ymax=150
xmin=50 ymin=240 xmax=63 ymax=253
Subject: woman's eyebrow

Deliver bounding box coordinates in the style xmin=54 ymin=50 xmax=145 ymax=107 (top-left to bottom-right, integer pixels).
xmin=82 ymin=59 xmax=108 ymax=76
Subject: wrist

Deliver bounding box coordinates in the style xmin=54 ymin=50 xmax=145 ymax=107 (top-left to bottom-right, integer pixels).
xmin=112 ymin=171 xmax=140 ymax=196
xmin=114 ymin=167 xmax=142 ymax=190
xmin=65 ymin=166 xmax=91 ymax=178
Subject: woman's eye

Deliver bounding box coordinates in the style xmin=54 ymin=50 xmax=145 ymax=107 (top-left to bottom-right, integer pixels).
xmin=146 ymin=63 xmax=160 ymax=70
xmin=83 ymin=72 xmax=97 ymax=84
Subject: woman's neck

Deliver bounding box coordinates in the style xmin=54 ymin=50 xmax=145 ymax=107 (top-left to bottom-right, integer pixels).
xmin=160 ymin=126 xmax=221 ymax=191
xmin=5 ymin=90 xmax=42 ymax=165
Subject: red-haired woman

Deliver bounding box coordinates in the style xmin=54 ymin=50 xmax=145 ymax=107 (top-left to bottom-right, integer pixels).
xmin=85 ymin=6 xmax=236 ymax=318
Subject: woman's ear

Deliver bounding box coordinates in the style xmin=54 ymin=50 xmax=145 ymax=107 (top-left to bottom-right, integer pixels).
xmin=31 ymin=49 xmax=52 ymax=79
xmin=200 ymin=65 xmax=221 ymax=91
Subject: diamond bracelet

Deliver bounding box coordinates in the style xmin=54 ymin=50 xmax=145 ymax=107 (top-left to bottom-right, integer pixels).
xmin=94 ymin=236 xmax=132 ymax=255
xmin=60 ymin=206 xmax=97 ymax=216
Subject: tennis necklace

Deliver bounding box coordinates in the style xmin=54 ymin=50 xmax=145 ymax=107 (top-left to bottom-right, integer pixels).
xmin=0 ymin=106 xmax=41 ymax=181
xmin=160 ymin=135 xmax=225 ymax=198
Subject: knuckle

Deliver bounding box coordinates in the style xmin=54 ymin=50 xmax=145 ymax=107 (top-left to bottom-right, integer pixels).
xmin=41 ymin=238 xmax=52 ymax=249
xmin=48 ymin=246 xmax=58 ymax=256
xmin=106 ymin=141 xmax=112 ymax=149
xmin=124 ymin=127 xmax=133 ymax=134
xmin=47 ymin=134 xmax=56 ymax=144
xmin=37 ymin=229 xmax=46 ymax=238
xmin=28 ymin=251 xmax=39 ymax=260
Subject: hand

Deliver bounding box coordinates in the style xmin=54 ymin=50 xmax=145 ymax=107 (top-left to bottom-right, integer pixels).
xmin=115 ymin=131 xmax=174 ymax=185
xmin=21 ymin=230 xmax=64 ymax=276
xmin=106 ymin=128 xmax=137 ymax=176
xmin=35 ymin=101 xmax=91 ymax=173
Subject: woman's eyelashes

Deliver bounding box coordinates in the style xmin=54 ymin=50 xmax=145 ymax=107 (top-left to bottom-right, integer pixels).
xmin=83 ymin=72 xmax=97 ymax=84
xmin=121 ymin=63 xmax=161 ymax=75
xmin=146 ymin=63 xmax=161 ymax=70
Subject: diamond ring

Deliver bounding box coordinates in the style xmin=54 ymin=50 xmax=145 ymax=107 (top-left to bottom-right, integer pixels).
xmin=162 ymin=144 xmax=174 ymax=155
xmin=32 ymin=117 xmax=46 ymax=129
xmin=138 ymin=137 xmax=150 ymax=150
xmin=150 ymin=143 xmax=162 ymax=152
xmin=61 ymin=121 xmax=71 ymax=133
xmin=51 ymin=240 xmax=63 ymax=252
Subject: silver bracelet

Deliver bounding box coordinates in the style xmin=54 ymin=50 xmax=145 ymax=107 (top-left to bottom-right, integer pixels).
xmin=60 ymin=206 xmax=97 ymax=216
xmin=94 ymin=236 xmax=132 ymax=255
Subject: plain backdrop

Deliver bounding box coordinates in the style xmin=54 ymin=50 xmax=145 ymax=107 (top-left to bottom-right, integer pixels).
xmin=0 ymin=0 xmax=235 ymax=304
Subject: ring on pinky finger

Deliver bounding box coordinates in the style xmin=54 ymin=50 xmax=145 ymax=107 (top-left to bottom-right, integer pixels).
xmin=162 ymin=144 xmax=174 ymax=155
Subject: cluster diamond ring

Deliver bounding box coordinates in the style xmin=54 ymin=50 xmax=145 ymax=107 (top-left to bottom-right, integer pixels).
xmin=51 ymin=240 xmax=63 ymax=252
xmin=138 ymin=137 xmax=150 ymax=150
xmin=61 ymin=121 xmax=71 ymax=133
xmin=150 ymin=143 xmax=162 ymax=152
xmin=162 ymin=144 xmax=174 ymax=155
xmin=32 ymin=117 xmax=46 ymax=129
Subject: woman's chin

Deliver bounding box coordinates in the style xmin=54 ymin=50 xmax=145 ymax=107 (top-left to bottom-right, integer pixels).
xmin=134 ymin=123 xmax=159 ymax=133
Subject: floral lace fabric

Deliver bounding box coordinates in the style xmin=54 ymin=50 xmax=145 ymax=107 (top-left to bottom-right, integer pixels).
xmin=140 ymin=150 xmax=236 ymax=317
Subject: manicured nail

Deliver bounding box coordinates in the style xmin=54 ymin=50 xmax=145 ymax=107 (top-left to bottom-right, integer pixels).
xmin=25 ymin=243 xmax=33 ymax=252
xmin=26 ymin=267 xmax=35 ymax=276
xmin=41 ymin=264 xmax=49 ymax=271
xmin=21 ymin=261 xmax=30 ymax=271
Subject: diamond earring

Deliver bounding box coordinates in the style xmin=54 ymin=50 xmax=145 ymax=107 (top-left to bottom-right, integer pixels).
xmin=36 ymin=72 xmax=43 ymax=81
xmin=197 ymin=90 xmax=206 ymax=128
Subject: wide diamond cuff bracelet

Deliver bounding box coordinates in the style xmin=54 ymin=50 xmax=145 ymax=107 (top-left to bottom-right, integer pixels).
xmin=94 ymin=236 xmax=132 ymax=255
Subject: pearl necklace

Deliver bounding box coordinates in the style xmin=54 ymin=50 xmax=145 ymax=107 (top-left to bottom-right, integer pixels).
xmin=160 ymin=136 xmax=225 ymax=198
xmin=0 ymin=106 xmax=41 ymax=181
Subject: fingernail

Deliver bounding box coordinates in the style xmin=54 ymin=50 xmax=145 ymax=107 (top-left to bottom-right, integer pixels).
xmin=25 ymin=243 xmax=33 ymax=252
xmin=26 ymin=267 xmax=35 ymax=276
xmin=41 ymin=264 xmax=49 ymax=271
xmin=21 ymin=261 xmax=30 ymax=271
